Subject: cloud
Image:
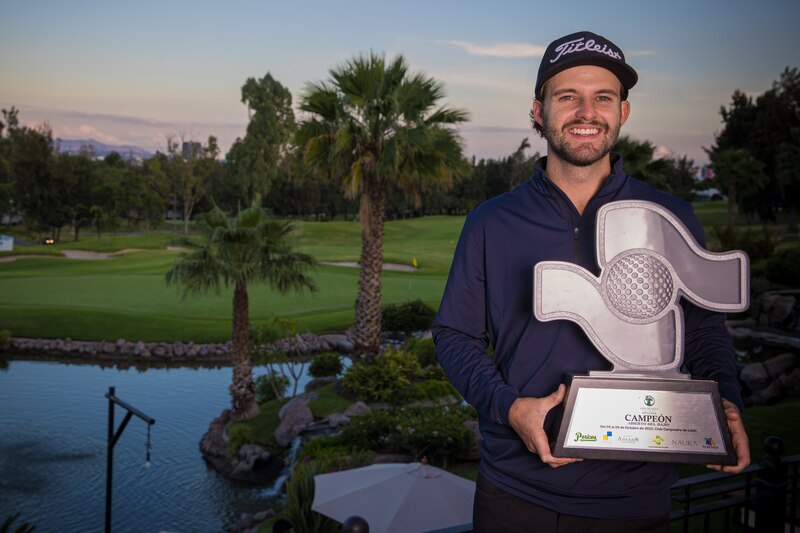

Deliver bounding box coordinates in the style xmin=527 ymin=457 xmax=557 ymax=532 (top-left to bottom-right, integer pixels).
xmin=3 ymin=103 xmax=248 ymax=154
xmin=437 ymin=71 xmax=533 ymax=96
xmin=652 ymin=145 xmax=671 ymax=160
xmin=445 ymin=40 xmax=547 ymax=58
xmin=444 ymin=40 xmax=655 ymax=60
xmin=56 ymin=124 xmax=122 ymax=145
xmin=628 ymin=50 xmax=657 ymax=57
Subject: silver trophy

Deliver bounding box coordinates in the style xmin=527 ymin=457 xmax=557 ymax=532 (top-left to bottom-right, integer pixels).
xmin=534 ymin=200 xmax=748 ymax=464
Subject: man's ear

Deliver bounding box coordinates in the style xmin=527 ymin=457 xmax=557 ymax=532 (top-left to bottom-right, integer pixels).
xmin=533 ymin=99 xmax=544 ymax=130
xmin=620 ymin=99 xmax=631 ymax=126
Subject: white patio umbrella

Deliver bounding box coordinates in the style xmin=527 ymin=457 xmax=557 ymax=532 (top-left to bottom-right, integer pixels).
xmin=312 ymin=462 xmax=475 ymax=533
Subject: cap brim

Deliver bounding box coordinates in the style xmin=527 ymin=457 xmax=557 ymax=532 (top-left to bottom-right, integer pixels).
xmin=536 ymin=57 xmax=638 ymax=97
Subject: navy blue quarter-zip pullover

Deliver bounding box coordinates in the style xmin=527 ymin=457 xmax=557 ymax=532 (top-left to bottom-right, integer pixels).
xmin=432 ymin=154 xmax=742 ymax=519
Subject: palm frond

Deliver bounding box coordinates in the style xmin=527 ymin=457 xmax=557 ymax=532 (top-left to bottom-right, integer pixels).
xmin=165 ymin=208 xmax=315 ymax=299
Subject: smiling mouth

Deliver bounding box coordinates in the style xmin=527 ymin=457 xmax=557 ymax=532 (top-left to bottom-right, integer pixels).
xmin=569 ymin=126 xmax=601 ymax=136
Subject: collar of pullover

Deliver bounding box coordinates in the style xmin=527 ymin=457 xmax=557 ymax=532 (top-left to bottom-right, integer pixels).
xmin=531 ymin=152 xmax=627 ymax=206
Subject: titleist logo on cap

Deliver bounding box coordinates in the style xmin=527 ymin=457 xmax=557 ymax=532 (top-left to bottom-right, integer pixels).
xmin=550 ymin=37 xmax=622 ymax=64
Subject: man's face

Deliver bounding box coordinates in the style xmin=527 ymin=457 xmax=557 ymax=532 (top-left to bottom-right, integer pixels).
xmin=533 ymin=65 xmax=630 ymax=167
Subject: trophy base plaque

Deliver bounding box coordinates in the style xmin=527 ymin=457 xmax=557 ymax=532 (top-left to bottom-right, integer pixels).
xmin=552 ymin=375 xmax=736 ymax=465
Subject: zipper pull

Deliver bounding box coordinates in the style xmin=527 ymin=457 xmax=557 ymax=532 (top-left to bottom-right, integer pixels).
xmin=574 ymin=227 xmax=580 ymax=240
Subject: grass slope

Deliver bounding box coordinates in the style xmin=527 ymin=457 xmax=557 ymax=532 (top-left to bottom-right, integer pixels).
xmin=0 ymin=220 xmax=458 ymax=341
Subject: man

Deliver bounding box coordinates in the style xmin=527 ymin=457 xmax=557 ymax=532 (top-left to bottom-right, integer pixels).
xmin=431 ymin=31 xmax=750 ymax=532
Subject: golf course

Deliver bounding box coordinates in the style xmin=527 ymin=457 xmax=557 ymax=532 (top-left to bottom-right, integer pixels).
xmin=0 ymin=216 xmax=466 ymax=342
xmin=0 ymin=201 xmax=795 ymax=344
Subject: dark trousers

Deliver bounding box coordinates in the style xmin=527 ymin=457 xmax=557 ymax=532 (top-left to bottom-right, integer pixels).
xmin=473 ymin=473 xmax=669 ymax=533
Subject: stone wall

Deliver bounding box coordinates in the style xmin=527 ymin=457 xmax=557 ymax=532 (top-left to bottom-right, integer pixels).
xmin=5 ymin=332 xmax=355 ymax=362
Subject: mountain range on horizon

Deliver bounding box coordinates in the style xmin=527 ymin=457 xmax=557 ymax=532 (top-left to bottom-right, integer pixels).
xmin=55 ymin=138 xmax=153 ymax=159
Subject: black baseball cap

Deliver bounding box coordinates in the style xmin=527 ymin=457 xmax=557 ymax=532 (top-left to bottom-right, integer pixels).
xmin=535 ymin=31 xmax=638 ymax=100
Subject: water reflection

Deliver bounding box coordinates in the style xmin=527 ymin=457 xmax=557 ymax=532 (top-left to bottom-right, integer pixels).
xmin=0 ymin=358 xmax=309 ymax=533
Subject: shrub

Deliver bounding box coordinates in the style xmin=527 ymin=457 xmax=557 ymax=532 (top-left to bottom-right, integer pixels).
xmin=391 ymin=406 xmax=474 ymax=466
xmin=251 ymin=314 xmax=297 ymax=345
xmin=342 ymin=348 xmax=422 ymax=404
xmin=226 ymin=424 xmax=253 ymax=456
xmin=309 ymin=352 xmax=343 ymax=378
xmin=766 ymin=248 xmax=800 ymax=287
xmin=302 ymin=406 xmax=474 ymax=467
xmin=340 ymin=409 xmax=397 ymax=450
xmin=300 ymin=437 xmax=353 ymax=462
xmin=382 ymin=299 xmax=436 ymax=333
xmin=711 ymin=226 xmax=775 ymax=262
xmin=299 ymin=439 xmax=374 ymax=469
xmin=254 ymin=373 xmax=290 ymax=403
xmin=402 ymin=337 xmax=437 ymax=367
xmin=409 ymin=380 xmax=459 ymax=401
xmin=284 ymin=460 xmax=340 ymax=533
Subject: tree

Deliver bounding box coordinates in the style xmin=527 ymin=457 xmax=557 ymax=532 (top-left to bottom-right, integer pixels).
xmin=117 ymin=155 xmax=169 ymax=230
xmin=296 ymin=53 xmax=468 ymax=356
xmin=226 ymin=73 xmax=295 ymax=209
xmin=8 ymin=120 xmax=64 ymax=238
xmin=52 ymin=151 xmax=97 ymax=240
xmin=0 ymin=108 xmax=19 ymax=223
xmin=711 ymin=148 xmax=768 ymax=228
xmin=165 ymin=205 xmax=317 ymax=421
xmin=709 ymin=68 xmax=800 ymax=224
xmin=614 ymin=135 xmax=697 ymax=200
xmin=662 ymin=155 xmax=698 ymax=202
xmin=166 ymin=135 xmax=219 ymax=235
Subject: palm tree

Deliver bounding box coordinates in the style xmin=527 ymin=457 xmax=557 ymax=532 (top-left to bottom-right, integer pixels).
xmin=166 ymin=205 xmax=316 ymax=421
xmin=295 ymin=53 xmax=468 ymax=356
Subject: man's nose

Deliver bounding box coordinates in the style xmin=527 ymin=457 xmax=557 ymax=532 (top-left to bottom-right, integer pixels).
xmin=575 ymin=99 xmax=597 ymax=120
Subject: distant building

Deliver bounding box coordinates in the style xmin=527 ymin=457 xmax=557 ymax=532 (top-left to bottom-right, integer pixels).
xmin=182 ymin=141 xmax=202 ymax=159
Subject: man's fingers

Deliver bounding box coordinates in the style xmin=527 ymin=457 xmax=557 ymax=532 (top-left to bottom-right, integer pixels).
xmin=706 ymin=400 xmax=750 ymax=474
xmin=532 ymin=425 xmax=582 ymax=468
xmin=545 ymin=383 xmax=566 ymax=407
xmin=723 ymin=401 xmax=742 ymax=421
xmin=509 ymin=386 xmax=581 ymax=467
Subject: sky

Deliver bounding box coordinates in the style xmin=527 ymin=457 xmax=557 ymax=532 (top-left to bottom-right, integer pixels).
xmin=1 ymin=0 xmax=799 ymax=166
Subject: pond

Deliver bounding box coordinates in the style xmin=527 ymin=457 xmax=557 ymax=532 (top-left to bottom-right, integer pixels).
xmin=0 ymin=358 xmax=314 ymax=533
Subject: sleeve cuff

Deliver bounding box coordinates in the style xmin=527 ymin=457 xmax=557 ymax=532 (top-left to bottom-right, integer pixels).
xmin=495 ymin=388 xmax=520 ymax=425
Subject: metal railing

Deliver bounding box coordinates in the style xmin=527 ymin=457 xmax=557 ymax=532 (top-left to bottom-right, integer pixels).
xmin=105 ymin=386 xmax=156 ymax=533
xmin=670 ymin=436 xmax=799 ymax=532
xmin=425 ymin=437 xmax=799 ymax=533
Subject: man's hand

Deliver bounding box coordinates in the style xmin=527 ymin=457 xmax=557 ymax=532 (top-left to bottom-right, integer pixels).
xmin=706 ymin=399 xmax=750 ymax=474
xmin=508 ymin=384 xmax=582 ymax=468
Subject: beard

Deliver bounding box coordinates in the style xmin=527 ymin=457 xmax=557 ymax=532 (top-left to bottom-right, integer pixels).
xmin=542 ymin=115 xmax=621 ymax=167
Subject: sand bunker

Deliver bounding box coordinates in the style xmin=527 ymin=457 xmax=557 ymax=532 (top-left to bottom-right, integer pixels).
xmin=322 ymin=261 xmax=417 ymax=272
xmin=0 ymin=248 xmax=144 ymax=262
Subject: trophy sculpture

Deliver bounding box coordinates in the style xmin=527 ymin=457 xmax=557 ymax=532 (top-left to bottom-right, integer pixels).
xmin=534 ymin=200 xmax=748 ymax=464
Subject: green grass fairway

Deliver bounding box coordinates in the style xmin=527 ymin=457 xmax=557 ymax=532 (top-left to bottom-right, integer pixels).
xmin=289 ymin=215 xmax=465 ymax=274
xmin=2 ymin=204 xmax=796 ymax=343
xmin=0 ymin=219 xmax=463 ymax=342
